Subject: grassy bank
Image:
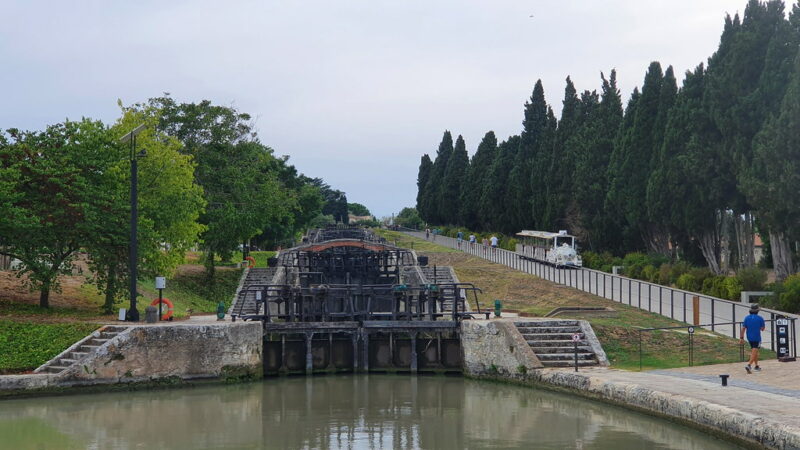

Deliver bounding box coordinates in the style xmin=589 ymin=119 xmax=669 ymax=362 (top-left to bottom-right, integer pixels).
xmin=0 ymin=321 xmax=99 ymax=373
xmin=139 ymin=266 xmax=243 ymax=318
xmin=377 ymin=228 xmax=773 ymax=371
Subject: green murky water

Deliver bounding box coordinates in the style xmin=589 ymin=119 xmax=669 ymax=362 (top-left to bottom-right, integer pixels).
xmin=0 ymin=375 xmax=740 ymax=449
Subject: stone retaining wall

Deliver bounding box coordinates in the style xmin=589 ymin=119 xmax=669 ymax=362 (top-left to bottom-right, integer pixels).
xmin=461 ymin=320 xmax=542 ymax=377
xmin=0 ymin=322 xmax=263 ymax=397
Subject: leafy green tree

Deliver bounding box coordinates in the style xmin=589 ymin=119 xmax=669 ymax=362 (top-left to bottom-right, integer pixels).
xmin=0 ymin=120 xmax=118 ymax=308
xmin=459 ymin=131 xmax=497 ymax=229
xmin=86 ymin=106 xmax=205 ymax=313
xmin=395 ymin=207 xmax=424 ymax=230
xmin=146 ymin=97 xmax=303 ymax=279
xmin=440 ymin=135 xmax=469 ymax=224
xmin=347 ymin=202 xmax=371 ymax=217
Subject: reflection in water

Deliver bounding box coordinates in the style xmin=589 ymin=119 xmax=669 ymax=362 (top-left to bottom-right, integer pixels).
xmin=0 ymin=375 xmax=739 ymax=449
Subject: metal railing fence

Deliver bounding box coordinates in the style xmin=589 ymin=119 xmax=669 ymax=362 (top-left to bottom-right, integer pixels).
xmin=396 ymin=227 xmax=799 ymax=351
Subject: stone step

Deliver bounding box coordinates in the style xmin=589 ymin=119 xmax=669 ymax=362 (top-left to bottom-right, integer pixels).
xmin=537 ymin=353 xmax=595 ymax=361
xmin=60 ymin=358 xmax=78 ymax=365
xmin=521 ymin=333 xmax=580 ymax=341
xmin=526 ymin=339 xmax=587 ymax=345
xmin=71 ymin=352 xmax=88 ymax=359
xmin=46 ymin=366 xmax=69 ymax=372
xmin=516 ymin=326 xmax=581 ymax=334
xmin=542 ymin=360 xmax=598 ymax=368
xmin=515 ymin=320 xmax=579 ymax=327
xmin=531 ymin=348 xmax=593 ymax=355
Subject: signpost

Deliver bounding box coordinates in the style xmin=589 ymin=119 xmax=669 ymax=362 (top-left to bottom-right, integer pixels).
xmin=775 ymin=316 xmax=795 ymax=362
xmin=572 ymin=333 xmax=582 ymax=372
xmin=688 ymin=326 xmax=695 ymax=366
xmin=155 ymin=277 xmax=166 ymax=321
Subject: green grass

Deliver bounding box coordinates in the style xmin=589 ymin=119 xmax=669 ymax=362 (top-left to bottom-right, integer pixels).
xmin=139 ymin=267 xmax=243 ymax=318
xmin=0 ymin=321 xmax=99 ymax=373
xmin=374 ymin=229 xmax=457 ymax=253
xmin=0 ymin=296 xmax=100 ymax=319
xmin=231 ymin=251 xmax=277 ymax=268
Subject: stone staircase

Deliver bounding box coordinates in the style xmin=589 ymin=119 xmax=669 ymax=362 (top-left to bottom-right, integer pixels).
xmin=419 ymin=265 xmax=464 ymax=312
xmin=35 ymin=325 xmax=130 ymax=375
xmin=515 ymin=320 xmax=600 ymax=368
xmin=231 ymin=267 xmax=278 ymax=318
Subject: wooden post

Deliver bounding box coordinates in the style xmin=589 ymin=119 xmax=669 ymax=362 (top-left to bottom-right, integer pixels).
xmin=693 ymin=296 xmax=700 ymax=325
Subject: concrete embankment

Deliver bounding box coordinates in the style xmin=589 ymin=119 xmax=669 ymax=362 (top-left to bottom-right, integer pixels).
xmin=462 ymin=319 xmax=800 ymax=449
xmin=0 ymin=321 xmax=262 ymax=397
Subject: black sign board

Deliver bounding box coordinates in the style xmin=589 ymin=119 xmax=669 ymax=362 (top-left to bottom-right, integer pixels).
xmin=775 ymin=315 xmax=794 ymax=362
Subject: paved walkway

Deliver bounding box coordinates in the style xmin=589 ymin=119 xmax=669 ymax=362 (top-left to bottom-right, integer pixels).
xmin=535 ymin=364 xmax=800 ymax=448
xmin=655 ymin=359 xmax=800 ymax=398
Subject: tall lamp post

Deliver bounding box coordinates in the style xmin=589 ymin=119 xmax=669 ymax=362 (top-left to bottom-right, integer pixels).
xmin=119 ymin=124 xmax=146 ymax=322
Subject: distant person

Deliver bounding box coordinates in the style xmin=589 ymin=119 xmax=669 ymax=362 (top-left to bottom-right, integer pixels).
xmin=425 ymin=228 xmax=430 ymax=240
xmin=490 ymin=235 xmax=498 ymax=249
xmin=482 ymin=237 xmax=489 ymax=255
xmin=469 ymin=234 xmax=476 ymax=246
xmin=740 ymin=304 xmax=766 ymax=373
xmin=457 ymin=231 xmax=463 ymax=249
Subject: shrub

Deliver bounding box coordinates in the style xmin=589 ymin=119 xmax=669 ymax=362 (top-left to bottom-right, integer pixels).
xmin=642 ymin=265 xmax=659 ymax=283
xmin=622 ymin=252 xmax=650 ymax=279
xmin=582 ymin=251 xmax=621 ymax=273
xmin=676 ymin=273 xmax=699 ymax=292
xmin=774 ymin=274 xmax=800 ymax=313
xmin=669 ymin=261 xmax=693 ymax=285
xmin=736 ymin=267 xmax=767 ymax=291
xmin=722 ymin=276 xmax=743 ymax=301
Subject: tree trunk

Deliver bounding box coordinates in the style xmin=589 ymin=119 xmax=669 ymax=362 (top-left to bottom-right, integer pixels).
xmin=697 ymin=228 xmax=724 ymax=275
xmin=103 ymin=266 xmax=116 ymax=314
xmin=39 ymin=283 xmax=50 ymax=308
xmin=205 ymin=250 xmax=216 ymax=282
xmin=769 ymin=230 xmax=794 ymax=282
xmin=734 ymin=212 xmax=755 ymax=269
xmin=643 ymin=224 xmax=671 ymax=256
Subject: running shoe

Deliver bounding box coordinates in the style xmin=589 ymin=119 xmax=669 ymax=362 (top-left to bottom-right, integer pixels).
xmin=745 ymin=365 xmax=752 ymax=374
xmin=754 ymin=366 xmax=761 ymax=372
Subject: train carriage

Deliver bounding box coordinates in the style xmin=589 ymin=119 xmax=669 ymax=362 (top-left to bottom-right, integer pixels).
xmin=515 ymin=230 xmax=582 ymax=268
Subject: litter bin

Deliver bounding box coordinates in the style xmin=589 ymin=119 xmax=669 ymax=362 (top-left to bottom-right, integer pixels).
xmin=417 ymin=256 xmax=429 ymax=266
xmin=145 ymin=306 xmax=158 ymax=323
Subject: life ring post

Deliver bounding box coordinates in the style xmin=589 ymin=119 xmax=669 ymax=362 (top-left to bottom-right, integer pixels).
xmin=150 ymin=297 xmax=174 ymax=321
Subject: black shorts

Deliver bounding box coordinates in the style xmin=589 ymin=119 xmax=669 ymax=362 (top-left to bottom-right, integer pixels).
xmin=748 ymin=341 xmax=761 ymax=349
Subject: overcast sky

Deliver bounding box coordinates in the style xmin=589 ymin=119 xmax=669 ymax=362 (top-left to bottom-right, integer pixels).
xmin=2 ymin=0 xmax=750 ymax=217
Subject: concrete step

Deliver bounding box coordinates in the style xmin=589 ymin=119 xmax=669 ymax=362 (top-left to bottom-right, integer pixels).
xmin=542 ymin=360 xmax=598 ymax=368
xmin=521 ymin=333 xmax=580 ymax=341
xmin=46 ymin=366 xmax=69 ymax=372
xmin=537 ymin=353 xmax=595 ymax=361
xmin=515 ymin=320 xmax=579 ymax=327
xmin=71 ymin=352 xmax=88 ymax=359
xmin=516 ymin=326 xmax=581 ymax=334
xmin=530 ymin=346 xmax=593 ymax=354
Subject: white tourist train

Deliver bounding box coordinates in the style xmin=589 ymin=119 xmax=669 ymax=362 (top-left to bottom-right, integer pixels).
xmin=515 ymin=230 xmax=583 ymax=268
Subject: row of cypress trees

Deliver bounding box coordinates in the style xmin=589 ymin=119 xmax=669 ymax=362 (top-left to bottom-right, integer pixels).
xmin=416 ymin=0 xmax=800 ymax=280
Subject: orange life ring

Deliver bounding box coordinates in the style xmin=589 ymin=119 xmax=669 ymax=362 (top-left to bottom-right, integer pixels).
xmin=245 ymin=256 xmax=256 ymax=268
xmin=151 ymin=298 xmax=174 ymax=321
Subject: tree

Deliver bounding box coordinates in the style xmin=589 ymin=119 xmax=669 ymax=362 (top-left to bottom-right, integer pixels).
xmin=415 ymin=154 xmax=433 ymax=222
xmin=424 ymin=131 xmax=454 ymax=224
xmin=744 ymin=53 xmax=800 ymax=280
xmin=147 ymin=97 xmax=303 ymax=279
xmin=508 ymin=80 xmax=549 ymax=232
xmin=572 ymin=71 xmax=623 ymax=250
xmin=395 ymin=207 xmax=424 ymax=230
xmin=0 ymin=120 xmax=117 ymax=307
xmin=480 ymin=136 xmax=521 ymax=233
xmin=85 ymin=105 xmax=205 ymax=313
xmin=440 ymin=135 xmax=469 ymax=224
xmin=348 ymin=202 xmax=371 ymax=217
xmin=459 ymin=131 xmax=497 ymax=229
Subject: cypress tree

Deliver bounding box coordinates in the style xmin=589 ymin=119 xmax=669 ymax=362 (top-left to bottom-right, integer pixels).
xmin=424 ymin=131 xmax=453 ymax=224
xmin=530 ymin=108 xmax=558 ymax=230
xmin=507 ymin=80 xmax=549 ymax=232
xmin=415 ymin=154 xmax=433 ymax=223
xmin=606 ymin=87 xmax=641 ymax=253
xmin=459 ymin=131 xmax=497 ymax=229
xmin=441 ymin=135 xmax=469 ymax=224
xmin=744 ymin=52 xmax=800 ymax=280
xmin=543 ymin=77 xmax=581 ymax=230
xmin=573 ymin=71 xmax=623 ymax=250
xmin=480 ymin=136 xmax=520 ymax=232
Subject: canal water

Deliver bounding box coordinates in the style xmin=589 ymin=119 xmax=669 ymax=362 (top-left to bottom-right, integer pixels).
xmin=0 ymin=375 xmax=739 ymax=449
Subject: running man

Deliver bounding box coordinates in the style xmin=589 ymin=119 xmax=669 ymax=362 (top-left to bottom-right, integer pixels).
xmin=740 ymin=304 xmax=766 ymax=373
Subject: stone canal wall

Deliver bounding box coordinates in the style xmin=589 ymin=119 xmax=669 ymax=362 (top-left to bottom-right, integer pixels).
xmin=461 ymin=320 xmax=543 ymax=376
xmin=0 ymin=322 xmax=263 ymax=397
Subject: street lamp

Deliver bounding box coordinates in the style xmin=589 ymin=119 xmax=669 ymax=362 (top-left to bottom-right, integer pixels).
xmin=119 ymin=124 xmax=146 ymax=322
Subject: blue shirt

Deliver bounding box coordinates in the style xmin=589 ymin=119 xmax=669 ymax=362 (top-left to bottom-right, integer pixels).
xmin=457 ymin=232 xmax=463 ymax=239
xmin=742 ymin=314 xmax=765 ymax=342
